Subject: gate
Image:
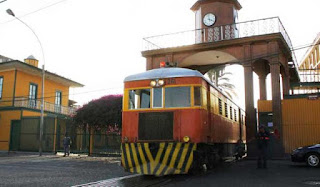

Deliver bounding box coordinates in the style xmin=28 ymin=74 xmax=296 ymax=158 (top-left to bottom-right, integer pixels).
xmin=10 ymin=120 xmax=21 ymax=151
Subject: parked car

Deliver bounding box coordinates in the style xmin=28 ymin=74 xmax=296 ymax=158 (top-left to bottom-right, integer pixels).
xmin=291 ymin=143 xmax=320 ymax=167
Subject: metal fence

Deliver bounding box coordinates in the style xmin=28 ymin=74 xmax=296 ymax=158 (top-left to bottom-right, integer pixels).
xmin=92 ymin=133 xmax=121 ymax=156
xmin=55 ymin=118 xmax=90 ymax=154
xmin=10 ymin=117 xmax=121 ymax=156
xmin=11 ymin=117 xmax=55 ymax=152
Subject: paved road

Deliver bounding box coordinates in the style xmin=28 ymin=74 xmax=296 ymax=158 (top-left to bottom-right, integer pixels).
xmin=162 ymin=160 xmax=320 ymax=187
xmin=1 ymin=152 xmax=319 ymax=187
xmin=0 ymin=152 xmax=128 ymax=187
xmin=78 ymin=160 xmax=320 ymax=187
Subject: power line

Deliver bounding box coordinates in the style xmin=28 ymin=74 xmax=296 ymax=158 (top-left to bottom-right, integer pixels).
xmin=0 ymin=40 xmax=319 ymax=101
xmin=0 ymin=86 xmax=123 ymax=103
xmin=0 ymin=0 xmax=69 ymax=25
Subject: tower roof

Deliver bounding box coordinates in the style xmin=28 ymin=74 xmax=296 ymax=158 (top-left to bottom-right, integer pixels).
xmin=191 ymin=0 xmax=242 ymax=11
xmin=26 ymin=55 xmax=37 ymax=60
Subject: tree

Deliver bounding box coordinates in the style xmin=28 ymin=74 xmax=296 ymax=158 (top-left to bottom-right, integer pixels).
xmin=73 ymin=94 xmax=123 ymax=134
xmin=206 ymin=66 xmax=237 ymax=99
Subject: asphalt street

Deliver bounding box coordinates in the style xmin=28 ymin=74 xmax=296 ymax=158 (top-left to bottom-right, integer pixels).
xmin=0 ymin=152 xmax=128 ymax=187
xmin=0 ymin=152 xmax=319 ymax=187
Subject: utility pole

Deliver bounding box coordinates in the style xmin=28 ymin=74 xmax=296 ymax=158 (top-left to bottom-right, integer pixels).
xmin=7 ymin=9 xmax=46 ymax=156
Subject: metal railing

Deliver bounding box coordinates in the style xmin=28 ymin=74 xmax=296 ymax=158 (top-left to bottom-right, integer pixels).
xmin=14 ymin=98 xmax=77 ymax=116
xmin=299 ymin=69 xmax=320 ymax=83
xmin=143 ymin=17 xmax=298 ymax=73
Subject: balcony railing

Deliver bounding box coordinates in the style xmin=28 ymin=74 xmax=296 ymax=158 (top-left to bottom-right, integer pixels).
xmin=14 ymin=98 xmax=77 ymax=116
xmin=143 ymin=17 xmax=298 ymax=73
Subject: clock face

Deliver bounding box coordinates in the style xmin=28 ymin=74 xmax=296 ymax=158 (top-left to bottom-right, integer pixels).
xmin=203 ymin=13 xmax=216 ymax=27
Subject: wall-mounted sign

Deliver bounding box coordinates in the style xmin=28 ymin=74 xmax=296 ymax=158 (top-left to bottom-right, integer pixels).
xmin=308 ymin=95 xmax=318 ymax=100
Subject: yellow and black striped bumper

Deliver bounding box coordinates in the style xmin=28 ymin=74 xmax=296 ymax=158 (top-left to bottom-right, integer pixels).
xmin=121 ymin=142 xmax=197 ymax=176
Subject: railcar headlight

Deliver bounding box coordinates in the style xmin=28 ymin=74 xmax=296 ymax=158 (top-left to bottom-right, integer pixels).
xmin=183 ymin=136 xmax=190 ymax=143
xmin=158 ymin=79 xmax=164 ymax=86
xmin=150 ymin=80 xmax=157 ymax=87
xmin=123 ymin=136 xmax=129 ymax=142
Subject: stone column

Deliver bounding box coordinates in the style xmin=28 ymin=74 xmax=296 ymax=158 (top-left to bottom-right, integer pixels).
xmin=270 ymin=62 xmax=282 ymax=137
xmin=259 ymin=75 xmax=267 ymax=100
xmin=244 ymin=64 xmax=255 ymax=139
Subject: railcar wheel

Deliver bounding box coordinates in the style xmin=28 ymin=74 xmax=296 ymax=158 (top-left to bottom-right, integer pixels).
xmin=189 ymin=150 xmax=206 ymax=174
xmin=306 ymin=153 xmax=320 ymax=167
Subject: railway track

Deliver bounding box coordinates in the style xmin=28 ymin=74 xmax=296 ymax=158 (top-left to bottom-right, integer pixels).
xmin=73 ymin=174 xmax=173 ymax=187
xmin=73 ymin=168 xmax=213 ymax=187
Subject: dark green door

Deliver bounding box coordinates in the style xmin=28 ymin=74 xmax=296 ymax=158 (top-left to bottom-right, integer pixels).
xmin=10 ymin=120 xmax=21 ymax=151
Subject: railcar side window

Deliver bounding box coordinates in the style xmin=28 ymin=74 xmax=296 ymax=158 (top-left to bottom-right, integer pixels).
xmin=218 ymin=99 xmax=222 ymax=115
xmin=129 ymin=89 xmax=151 ymax=109
xmin=234 ymin=109 xmax=237 ymax=122
xmin=194 ymin=87 xmax=201 ymax=106
xmin=230 ymin=106 xmax=233 ymax=120
xmin=165 ymin=87 xmax=191 ymax=108
xmin=224 ymin=103 xmax=228 ymax=118
xmin=153 ymin=88 xmax=162 ymax=108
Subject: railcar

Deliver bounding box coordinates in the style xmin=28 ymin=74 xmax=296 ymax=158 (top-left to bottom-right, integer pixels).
xmin=121 ymin=66 xmax=246 ymax=176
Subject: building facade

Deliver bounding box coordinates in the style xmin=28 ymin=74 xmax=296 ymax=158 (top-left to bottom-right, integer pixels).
xmin=0 ymin=55 xmax=83 ymax=152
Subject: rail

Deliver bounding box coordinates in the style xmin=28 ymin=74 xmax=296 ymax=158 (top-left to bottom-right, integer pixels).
xmin=14 ymin=98 xmax=77 ymax=116
xmin=143 ymin=17 xmax=299 ymax=75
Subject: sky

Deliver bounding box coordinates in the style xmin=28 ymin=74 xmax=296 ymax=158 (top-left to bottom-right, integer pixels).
xmin=0 ymin=0 xmax=319 ymax=108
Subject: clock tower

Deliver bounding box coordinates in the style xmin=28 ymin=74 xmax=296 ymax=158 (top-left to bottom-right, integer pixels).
xmin=191 ymin=0 xmax=242 ymax=30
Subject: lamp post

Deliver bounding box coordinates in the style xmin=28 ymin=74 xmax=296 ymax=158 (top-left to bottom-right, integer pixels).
xmin=7 ymin=9 xmax=45 ymax=156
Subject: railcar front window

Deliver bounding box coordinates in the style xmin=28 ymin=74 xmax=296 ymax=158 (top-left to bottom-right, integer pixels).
xmin=165 ymin=87 xmax=190 ymax=108
xmin=153 ymin=88 xmax=162 ymax=108
xmin=194 ymin=87 xmax=201 ymax=106
xmin=129 ymin=89 xmax=151 ymax=109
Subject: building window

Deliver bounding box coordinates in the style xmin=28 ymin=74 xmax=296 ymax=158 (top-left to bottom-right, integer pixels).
xmin=55 ymin=91 xmax=62 ymax=106
xmin=29 ymin=83 xmax=38 ymax=108
xmin=153 ymin=88 xmax=162 ymax=108
xmin=230 ymin=106 xmax=233 ymax=120
xmin=194 ymin=87 xmax=201 ymax=106
xmin=165 ymin=87 xmax=190 ymax=108
xmin=55 ymin=91 xmax=62 ymax=113
xmin=224 ymin=103 xmax=228 ymax=118
xmin=0 ymin=77 xmax=3 ymax=99
xmin=129 ymin=89 xmax=151 ymax=109
xmin=218 ymin=99 xmax=222 ymax=115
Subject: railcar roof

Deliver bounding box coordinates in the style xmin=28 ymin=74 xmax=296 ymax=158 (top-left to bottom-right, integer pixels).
xmin=124 ymin=67 xmax=244 ymax=111
xmin=124 ymin=67 xmax=204 ymax=82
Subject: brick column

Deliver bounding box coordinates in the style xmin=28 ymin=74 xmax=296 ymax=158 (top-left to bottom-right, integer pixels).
xmin=282 ymin=73 xmax=290 ymax=96
xmin=146 ymin=57 xmax=153 ymax=70
xmin=270 ymin=62 xmax=282 ymax=136
xmin=244 ymin=64 xmax=255 ymax=139
xmin=259 ymin=75 xmax=267 ymax=100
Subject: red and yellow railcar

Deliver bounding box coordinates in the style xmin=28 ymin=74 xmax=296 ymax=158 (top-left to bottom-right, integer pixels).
xmin=121 ymin=67 xmax=246 ymax=176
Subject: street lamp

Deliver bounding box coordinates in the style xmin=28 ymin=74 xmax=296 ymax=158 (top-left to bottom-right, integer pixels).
xmin=7 ymin=9 xmax=45 ymax=156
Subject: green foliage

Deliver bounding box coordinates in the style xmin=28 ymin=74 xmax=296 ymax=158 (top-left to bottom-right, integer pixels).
xmin=207 ymin=66 xmax=237 ymax=99
xmin=73 ymin=94 xmax=123 ymax=130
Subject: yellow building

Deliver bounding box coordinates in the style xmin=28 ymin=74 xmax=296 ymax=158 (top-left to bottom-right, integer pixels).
xmin=0 ymin=55 xmax=83 ymax=152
